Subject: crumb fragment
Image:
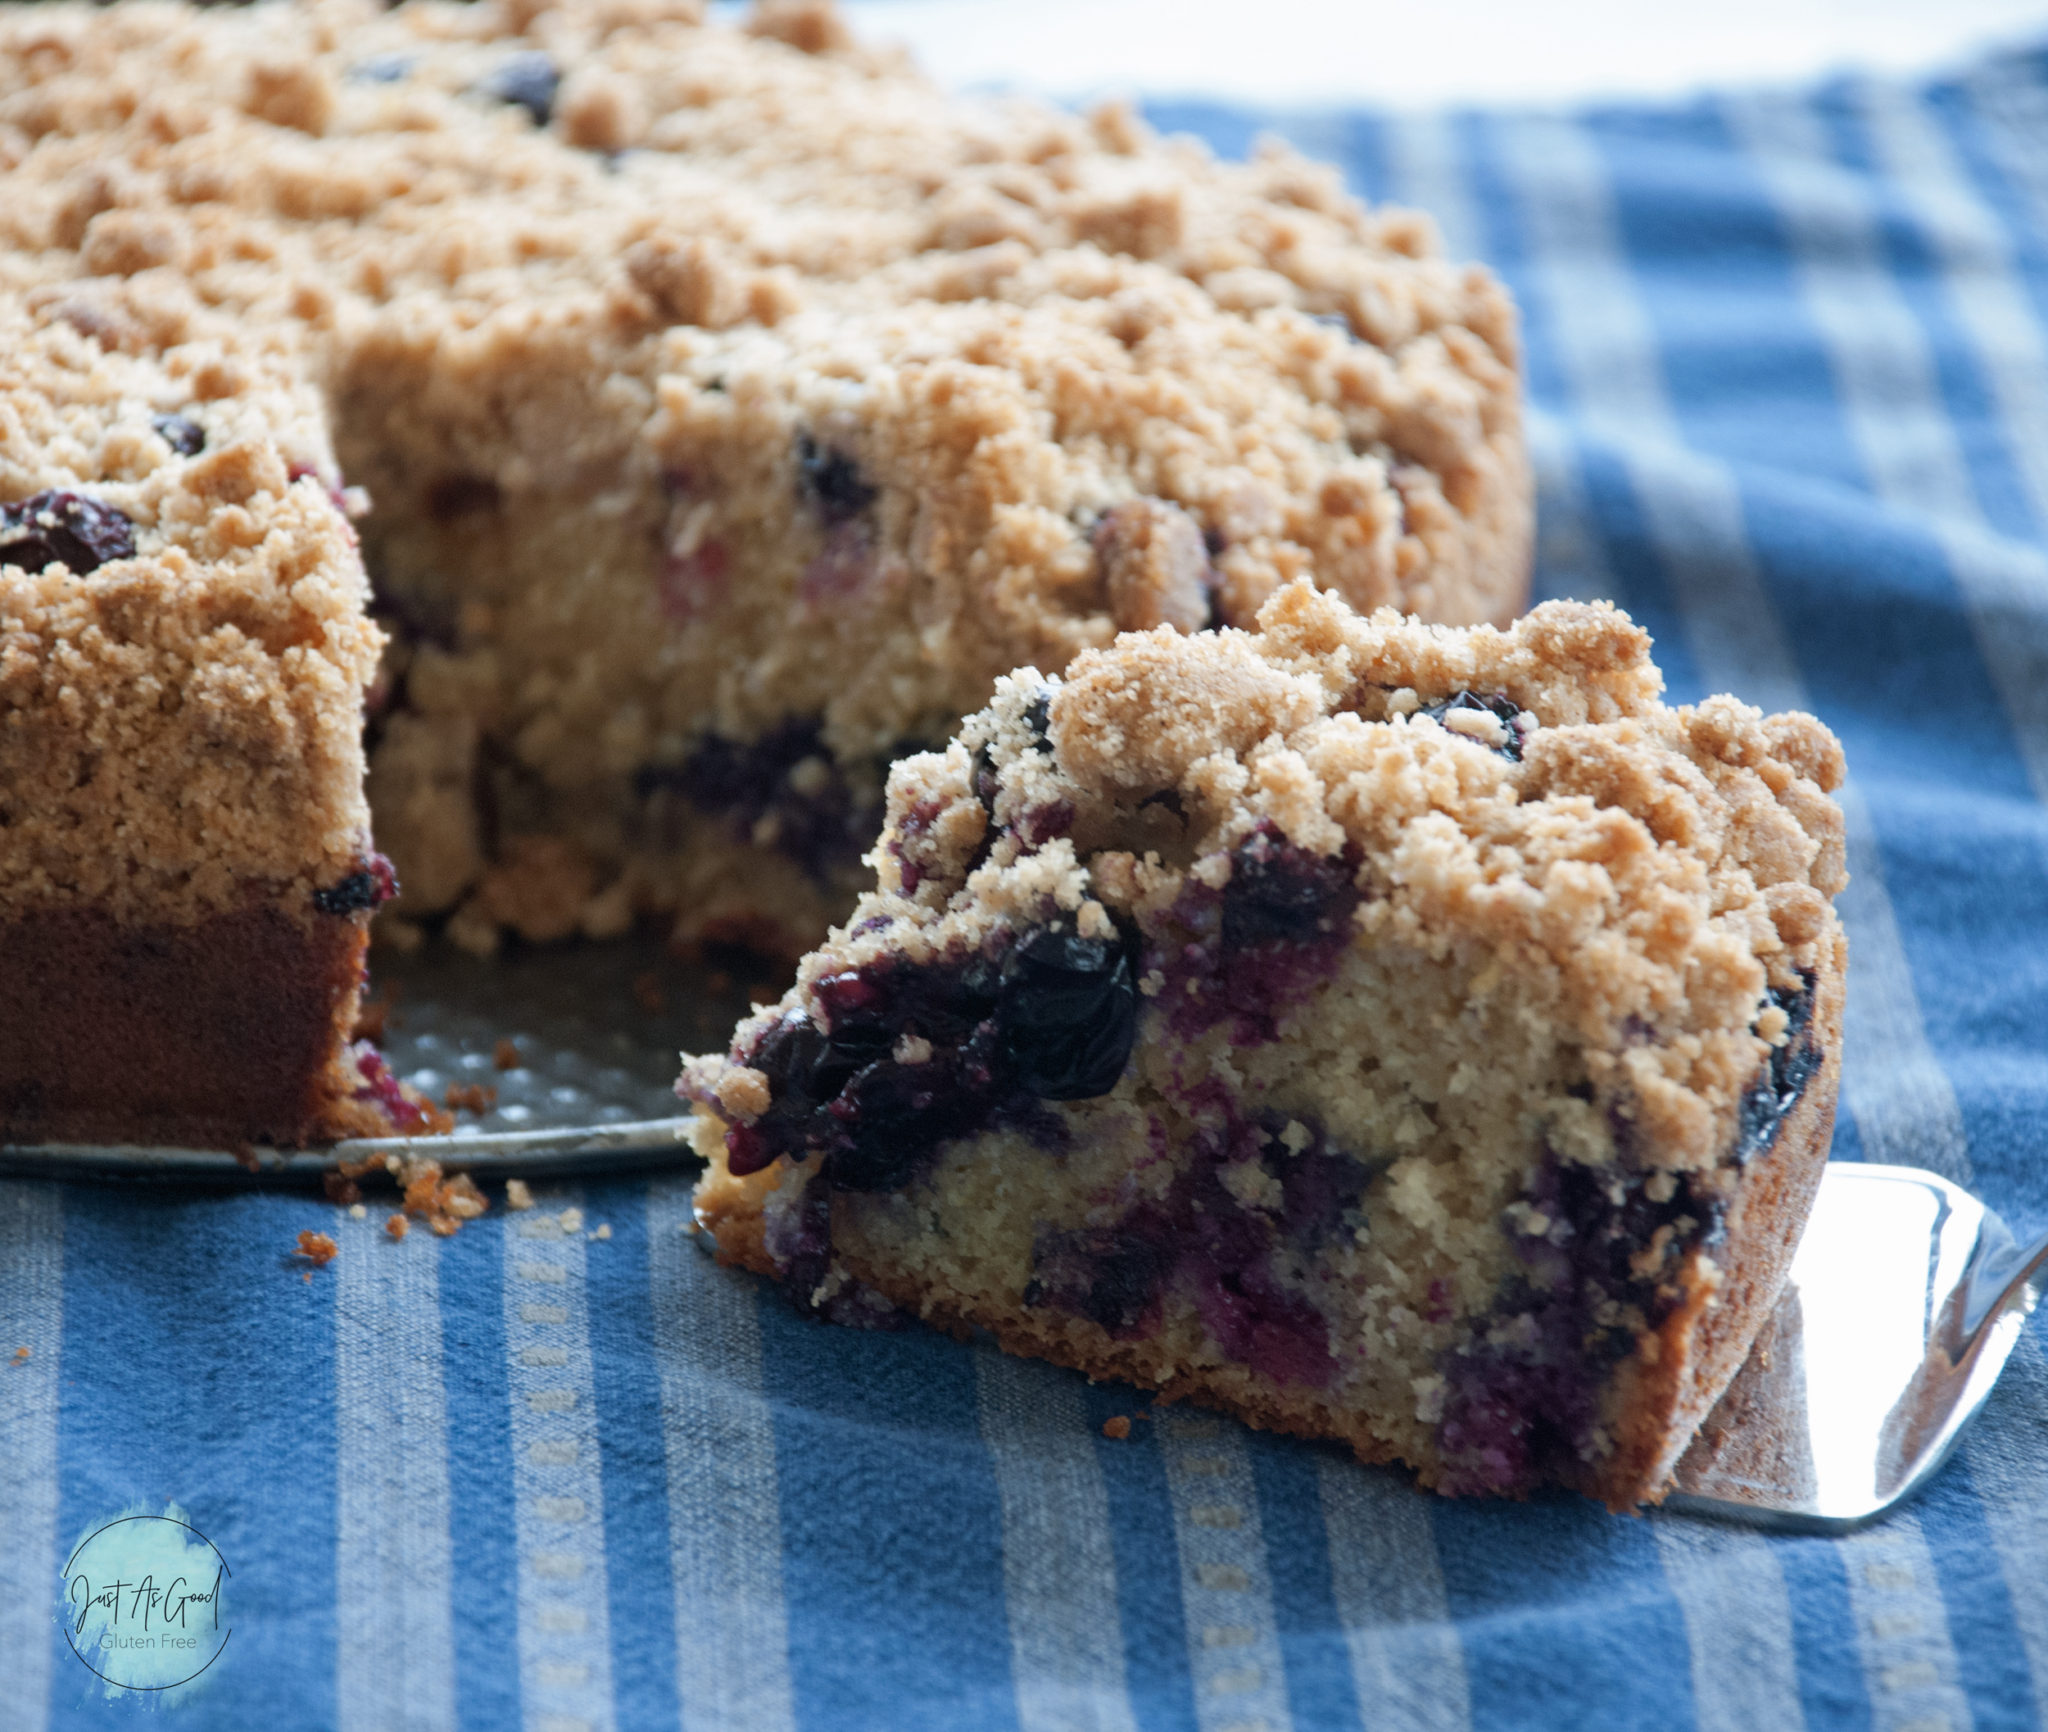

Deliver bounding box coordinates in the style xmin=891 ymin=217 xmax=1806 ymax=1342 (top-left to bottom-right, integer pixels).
xmin=9 ymin=1346 xmax=29 ymax=1366
xmin=412 ymin=1094 xmax=460 ymax=1136
xmin=397 ymin=1157 xmax=492 ymax=1236
xmin=1102 ymin=1415 xmax=1133 ymax=1440
xmin=323 ymin=1171 xmax=362 ymax=1206
xmin=590 ymin=1223 xmax=612 ymax=1241
xmin=506 ymin=1177 xmax=535 ymax=1211
xmin=493 ymin=1038 xmax=523 ymax=1071
xmin=559 ymin=1207 xmax=584 ymax=1233
xmin=401 ymin=1158 xmax=443 ymax=1216
xmin=349 ymin=1203 xmax=367 ymax=1220
xmin=295 ymin=1229 xmax=339 ymax=1268
xmin=445 ymin=1081 xmax=498 ymax=1114
xmin=385 ymin=1213 xmax=409 ymax=1241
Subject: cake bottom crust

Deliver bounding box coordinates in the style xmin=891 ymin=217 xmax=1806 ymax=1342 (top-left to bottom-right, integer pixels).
xmin=0 ymin=903 xmax=379 ymax=1150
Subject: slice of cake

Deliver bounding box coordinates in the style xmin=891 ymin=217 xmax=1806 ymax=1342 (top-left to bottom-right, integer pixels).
xmin=2 ymin=0 xmax=1532 ymax=956
xmin=0 ymin=290 xmax=413 ymax=1148
xmin=682 ymin=583 xmax=1848 ymax=1507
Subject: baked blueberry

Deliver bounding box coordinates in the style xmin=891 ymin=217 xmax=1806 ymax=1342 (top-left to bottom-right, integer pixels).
xmin=796 ymin=435 xmax=877 ymax=525
xmin=1736 ymin=973 xmax=1820 ymax=1162
xmin=1418 ymin=691 xmax=1530 ymax=760
xmin=151 ymin=414 xmax=205 ymax=456
xmin=481 ymin=52 xmax=559 ymax=126
xmin=349 ymin=52 xmax=414 ymax=83
xmin=312 ymin=854 xmax=399 ymax=915
xmin=996 ymin=924 xmax=1136 ymax=1100
xmin=640 ymin=718 xmax=875 ymax=885
xmin=1221 ymin=826 xmax=1354 ymax=952
xmin=0 ymin=490 xmax=136 ymax=576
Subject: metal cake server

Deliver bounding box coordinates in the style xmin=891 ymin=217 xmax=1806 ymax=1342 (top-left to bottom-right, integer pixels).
xmin=1664 ymin=1162 xmax=2046 ymax=1532
xmin=0 ymin=944 xmax=2039 ymax=1529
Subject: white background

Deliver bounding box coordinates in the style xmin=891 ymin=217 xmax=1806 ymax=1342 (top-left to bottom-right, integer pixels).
xmin=813 ymin=0 xmax=2048 ymax=107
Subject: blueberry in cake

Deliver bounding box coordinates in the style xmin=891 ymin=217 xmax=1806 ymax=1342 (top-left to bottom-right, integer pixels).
xmin=0 ymin=291 xmax=421 ymax=1147
xmin=683 ymin=584 xmax=1848 ymax=1507
xmin=1 ymin=0 xmax=1532 ymax=959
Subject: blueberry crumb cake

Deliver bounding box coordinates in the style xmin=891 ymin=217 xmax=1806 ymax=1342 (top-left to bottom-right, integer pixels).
xmin=2 ymin=0 xmax=1531 ymax=963
xmin=683 ymin=585 xmax=1848 ymax=1507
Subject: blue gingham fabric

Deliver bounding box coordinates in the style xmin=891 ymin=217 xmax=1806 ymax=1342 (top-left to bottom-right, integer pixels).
xmin=6 ymin=43 xmax=2048 ymax=1732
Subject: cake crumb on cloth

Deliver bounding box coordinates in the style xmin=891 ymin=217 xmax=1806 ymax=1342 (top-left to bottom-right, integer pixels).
xmin=397 ymin=1158 xmax=490 ymax=1237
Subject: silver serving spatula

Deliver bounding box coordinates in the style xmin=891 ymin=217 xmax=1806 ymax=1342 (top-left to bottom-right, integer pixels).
xmin=1664 ymin=1162 xmax=2046 ymax=1532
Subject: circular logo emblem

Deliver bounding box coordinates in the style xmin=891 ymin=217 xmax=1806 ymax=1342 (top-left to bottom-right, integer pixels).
xmin=61 ymin=1512 xmax=232 ymax=1694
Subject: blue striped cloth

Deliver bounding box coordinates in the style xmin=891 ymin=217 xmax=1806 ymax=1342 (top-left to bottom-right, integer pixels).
xmin=6 ymin=43 xmax=2048 ymax=1732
